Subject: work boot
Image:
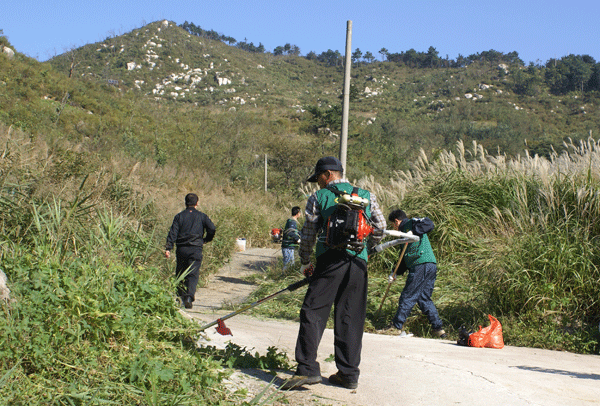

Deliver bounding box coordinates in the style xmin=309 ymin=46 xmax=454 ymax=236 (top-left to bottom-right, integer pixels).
xmin=328 ymin=372 xmax=358 ymax=389
xmin=183 ymin=297 xmax=193 ymax=309
xmin=279 ymin=374 xmax=322 ymax=390
xmin=433 ymin=329 xmax=447 ymax=338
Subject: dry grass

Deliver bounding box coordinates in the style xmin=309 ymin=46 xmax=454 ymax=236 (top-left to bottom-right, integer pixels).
xmin=352 ymin=138 xmax=600 ymax=211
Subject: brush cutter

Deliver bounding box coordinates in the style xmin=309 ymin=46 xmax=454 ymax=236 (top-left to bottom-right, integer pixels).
xmin=199 ymin=277 xmax=310 ymax=335
xmin=200 ymin=230 xmax=416 ymax=335
xmin=374 ymin=230 xmax=420 ymax=315
xmin=369 ymin=230 xmax=419 ymax=255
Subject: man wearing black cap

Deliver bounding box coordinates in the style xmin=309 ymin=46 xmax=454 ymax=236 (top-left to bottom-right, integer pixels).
xmin=280 ymin=156 xmax=386 ymax=390
xmin=165 ymin=193 xmax=216 ymax=309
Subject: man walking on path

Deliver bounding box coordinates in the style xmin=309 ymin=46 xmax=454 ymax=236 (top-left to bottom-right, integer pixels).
xmin=165 ymin=193 xmax=216 ymax=309
xmin=281 ymin=206 xmax=302 ymax=271
xmin=281 ymin=156 xmax=386 ymax=390
xmin=387 ymin=209 xmax=445 ymax=338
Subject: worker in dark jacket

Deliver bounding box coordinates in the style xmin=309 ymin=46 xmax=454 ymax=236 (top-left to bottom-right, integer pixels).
xmin=165 ymin=193 xmax=216 ymax=309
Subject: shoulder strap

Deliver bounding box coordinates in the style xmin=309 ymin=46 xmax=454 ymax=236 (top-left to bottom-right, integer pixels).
xmin=326 ymin=185 xmax=344 ymax=196
xmin=326 ymin=184 xmax=358 ymax=196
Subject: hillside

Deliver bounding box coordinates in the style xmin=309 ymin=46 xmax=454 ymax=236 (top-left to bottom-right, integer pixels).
xmin=1 ymin=20 xmax=598 ymax=190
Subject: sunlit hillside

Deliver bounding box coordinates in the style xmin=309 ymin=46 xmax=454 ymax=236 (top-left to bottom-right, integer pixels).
xmin=40 ymin=20 xmax=600 ymax=183
xmin=1 ymin=20 xmax=599 ymax=404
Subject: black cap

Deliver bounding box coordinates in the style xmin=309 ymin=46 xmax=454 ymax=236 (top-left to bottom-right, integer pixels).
xmin=307 ymin=156 xmax=344 ymax=182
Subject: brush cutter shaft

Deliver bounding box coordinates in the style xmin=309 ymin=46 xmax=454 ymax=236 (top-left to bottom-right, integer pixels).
xmin=369 ymin=230 xmax=419 ymax=255
xmin=199 ymin=277 xmax=309 ymax=331
xmin=371 ymin=237 xmax=412 ymax=253
xmin=383 ymin=229 xmax=420 ymax=241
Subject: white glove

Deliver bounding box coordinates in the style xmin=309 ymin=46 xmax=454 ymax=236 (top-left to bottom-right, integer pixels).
xmin=388 ymin=273 xmax=396 ymax=283
xmin=300 ymin=263 xmax=314 ymax=278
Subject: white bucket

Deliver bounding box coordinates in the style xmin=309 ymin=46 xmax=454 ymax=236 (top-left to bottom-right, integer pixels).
xmin=235 ymin=238 xmax=247 ymax=252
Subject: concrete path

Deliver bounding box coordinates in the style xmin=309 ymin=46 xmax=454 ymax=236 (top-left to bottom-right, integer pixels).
xmin=184 ymin=248 xmax=600 ymax=406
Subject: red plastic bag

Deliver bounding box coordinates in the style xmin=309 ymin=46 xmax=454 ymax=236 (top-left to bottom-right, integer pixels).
xmin=468 ymin=315 xmax=504 ymax=349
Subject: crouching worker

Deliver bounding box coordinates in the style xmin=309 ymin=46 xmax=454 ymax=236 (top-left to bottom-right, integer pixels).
xmin=165 ymin=193 xmax=216 ymax=309
xmin=280 ymin=156 xmax=386 ymax=390
xmin=387 ymin=209 xmax=445 ymax=338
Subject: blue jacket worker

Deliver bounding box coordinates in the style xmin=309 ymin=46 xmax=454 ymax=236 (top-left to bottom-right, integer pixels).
xmin=281 ymin=206 xmax=302 ymax=270
xmin=165 ymin=193 xmax=216 ymax=309
xmin=388 ymin=209 xmax=445 ymax=338
xmin=280 ymin=156 xmax=386 ymax=391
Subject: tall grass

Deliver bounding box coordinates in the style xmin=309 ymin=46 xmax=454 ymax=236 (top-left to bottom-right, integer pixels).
xmin=0 ymin=126 xmax=293 ymax=404
xmin=365 ymin=138 xmax=600 ymax=352
xmin=0 ymin=193 xmax=234 ymax=404
xmin=262 ymin=139 xmax=600 ymax=353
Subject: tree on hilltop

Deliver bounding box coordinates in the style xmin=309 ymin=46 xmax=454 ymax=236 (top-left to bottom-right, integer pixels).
xmin=274 ymin=43 xmax=301 ymax=56
xmin=352 ymin=48 xmax=362 ymax=66
xmin=317 ymin=49 xmax=342 ymax=66
xmin=379 ymin=47 xmax=388 ymax=61
xmin=364 ymin=51 xmax=375 ymax=64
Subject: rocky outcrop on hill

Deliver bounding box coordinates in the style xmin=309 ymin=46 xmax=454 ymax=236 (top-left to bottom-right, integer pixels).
xmin=0 ymin=269 xmax=11 ymax=302
xmin=2 ymin=46 xmax=15 ymax=59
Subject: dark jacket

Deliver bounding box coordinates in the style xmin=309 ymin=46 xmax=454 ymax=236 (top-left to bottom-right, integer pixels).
xmin=281 ymin=218 xmax=301 ymax=248
xmin=165 ymin=207 xmax=216 ymax=251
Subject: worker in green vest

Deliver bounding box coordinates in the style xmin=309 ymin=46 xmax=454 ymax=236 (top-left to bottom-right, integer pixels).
xmin=387 ymin=209 xmax=445 ymax=338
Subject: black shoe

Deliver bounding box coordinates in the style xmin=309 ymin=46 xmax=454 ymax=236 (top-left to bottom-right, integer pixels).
xmin=279 ymin=374 xmax=322 ymax=390
xmin=328 ymin=372 xmax=358 ymax=389
xmin=183 ymin=297 xmax=193 ymax=309
xmin=433 ymin=329 xmax=447 ymax=339
xmin=457 ymin=326 xmax=472 ymax=346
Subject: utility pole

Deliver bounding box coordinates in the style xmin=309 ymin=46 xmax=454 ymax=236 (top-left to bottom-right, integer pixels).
xmin=339 ymin=20 xmax=352 ymax=176
xmin=264 ymin=154 xmax=268 ymax=192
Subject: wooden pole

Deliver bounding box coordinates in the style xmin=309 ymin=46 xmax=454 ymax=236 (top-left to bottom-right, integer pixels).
xmin=376 ymin=242 xmax=409 ymax=315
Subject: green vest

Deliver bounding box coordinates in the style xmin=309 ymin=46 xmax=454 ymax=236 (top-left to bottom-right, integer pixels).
xmin=400 ymin=218 xmax=436 ymax=268
xmin=315 ymin=182 xmax=371 ymax=262
xmin=281 ymin=218 xmax=300 ymax=248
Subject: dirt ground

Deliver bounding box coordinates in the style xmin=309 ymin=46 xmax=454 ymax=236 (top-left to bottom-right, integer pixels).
xmin=180 ymin=248 xmax=600 ymax=406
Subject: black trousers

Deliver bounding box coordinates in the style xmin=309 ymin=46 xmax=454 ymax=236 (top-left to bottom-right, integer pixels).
xmin=175 ymin=246 xmax=203 ymax=301
xmin=294 ymin=251 xmax=368 ymax=383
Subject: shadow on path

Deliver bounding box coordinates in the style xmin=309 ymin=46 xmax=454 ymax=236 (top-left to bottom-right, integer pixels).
xmin=513 ymin=366 xmax=600 ymax=380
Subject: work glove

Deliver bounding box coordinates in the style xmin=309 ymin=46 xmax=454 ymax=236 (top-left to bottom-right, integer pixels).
xmin=300 ymin=263 xmax=314 ymax=278
xmin=371 ymin=228 xmax=384 ymax=238
xmin=388 ymin=273 xmax=396 ymax=283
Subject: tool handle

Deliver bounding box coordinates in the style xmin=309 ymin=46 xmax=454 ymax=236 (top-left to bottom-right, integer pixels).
xmin=375 ymin=242 xmax=409 ymax=315
xmin=199 ymin=277 xmax=310 ymax=331
xmin=287 ymin=277 xmax=310 ymax=292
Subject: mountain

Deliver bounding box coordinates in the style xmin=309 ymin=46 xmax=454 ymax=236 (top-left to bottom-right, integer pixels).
xmin=2 ymin=20 xmax=599 ymax=191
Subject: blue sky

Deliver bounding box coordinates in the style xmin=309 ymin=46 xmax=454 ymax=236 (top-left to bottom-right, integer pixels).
xmin=2 ymin=0 xmax=599 ymax=64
